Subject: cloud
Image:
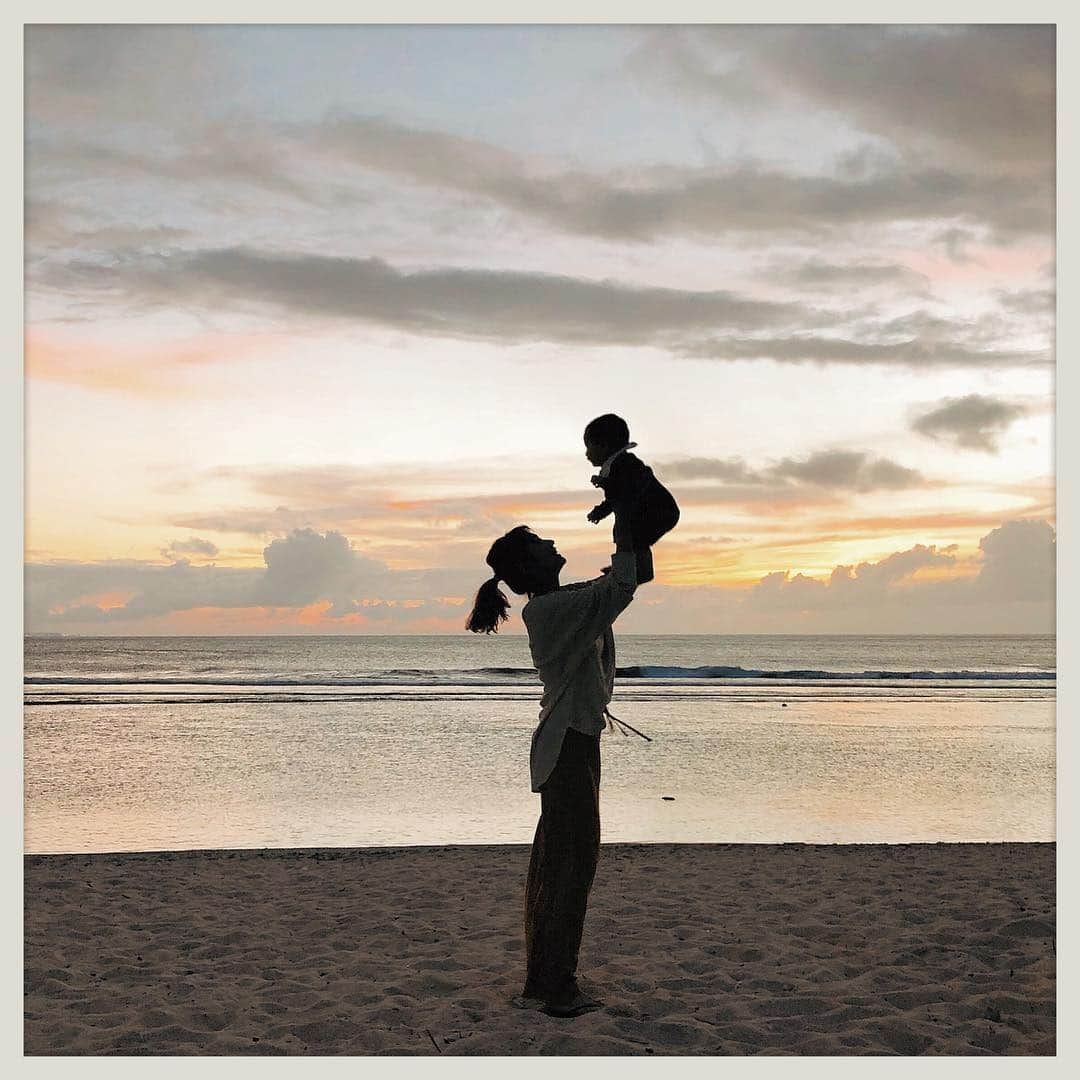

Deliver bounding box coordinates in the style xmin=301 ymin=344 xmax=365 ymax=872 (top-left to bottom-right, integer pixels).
xmin=775 ymin=258 xmax=931 ymax=296
xmin=911 ymin=394 xmax=1029 ymax=452
xmin=25 ymin=557 xmax=258 ymax=626
xmin=632 ymin=26 xmax=1054 ymax=175
xmin=745 ymin=544 xmax=958 ymax=612
xmin=769 ymin=451 xmax=923 ymax=492
xmin=616 ymin=518 xmax=1055 ymax=634
xmin=741 ymin=518 xmax=1054 ymax=615
xmin=974 ymin=518 xmax=1056 ymax=603
xmin=28 ymin=102 xmax=1052 ymax=251
xmin=42 ymin=245 xmax=1050 ymax=368
xmin=29 ymin=130 xmax=314 ymax=203
xmin=684 ymin=334 xmax=1048 ymax=368
xmin=26 ymin=25 xmax=230 ymax=128
xmin=25 ymin=528 xmax=481 ymax=629
xmin=162 ymin=537 xmax=219 ymax=559
xmin=164 ymin=448 xmax=924 ymax=551
xmin=252 ymin=528 xmax=385 ymax=613
xmin=660 ymin=450 xmax=925 ymax=492
xmin=25 ymin=200 xmax=191 ymax=255
xmin=169 ymin=507 xmax=322 ymax=536
xmin=308 ymin=114 xmax=1050 ymax=242
xmin=46 ymin=245 xmax=818 ymax=346
xmin=26 ymin=519 xmax=1055 ymax=635
xmin=771 ymin=26 xmax=1054 ymax=174
xmin=167 ymin=489 xmax=579 ymax=539
xmin=994 ymin=287 xmax=1055 ymax=318
xmin=656 ymin=457 xmax=761 ymax=484
xmin=24 ymin=330 xmax=284 ymax=397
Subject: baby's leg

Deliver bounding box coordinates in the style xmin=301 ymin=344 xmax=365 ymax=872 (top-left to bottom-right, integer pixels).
xmin=634 ymin=546 xmax=654 ymax=585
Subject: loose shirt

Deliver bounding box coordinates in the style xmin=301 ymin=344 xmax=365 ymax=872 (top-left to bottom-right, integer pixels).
xmin=521 ymin=551 xmax=638 ymax=792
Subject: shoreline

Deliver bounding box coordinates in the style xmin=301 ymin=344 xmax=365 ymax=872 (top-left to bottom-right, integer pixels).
xmin=26 ymin=842 xmax=1056 ymax=1055
xmin=24 ymin=838 xmax=1059 ymax=859
xmin=25 ymin=839 xmax=1058 ymax=859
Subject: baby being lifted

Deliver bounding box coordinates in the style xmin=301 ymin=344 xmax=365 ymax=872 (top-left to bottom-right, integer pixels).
xmin=584 ymin=413 xmax=680 ymax=585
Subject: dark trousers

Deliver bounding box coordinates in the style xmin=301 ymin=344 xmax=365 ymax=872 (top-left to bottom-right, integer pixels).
xmin=523 ymin=727 xmax=601 ymax=1001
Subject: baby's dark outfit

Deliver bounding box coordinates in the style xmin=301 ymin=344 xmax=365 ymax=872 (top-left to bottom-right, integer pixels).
xmin=590 ymin=449 xmax=680 ymax=584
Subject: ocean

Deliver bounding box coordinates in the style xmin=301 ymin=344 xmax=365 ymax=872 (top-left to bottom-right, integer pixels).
xmin=24 ymin=635 xmax=1055 ymax=854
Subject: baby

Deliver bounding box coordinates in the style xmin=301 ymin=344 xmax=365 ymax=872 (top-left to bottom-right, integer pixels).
xmin=584 ymin=413 xmax=680 ymax=584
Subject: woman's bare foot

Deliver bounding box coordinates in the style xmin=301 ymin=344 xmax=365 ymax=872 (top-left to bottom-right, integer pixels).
xmin=542 ymin=988 xmax=603 ymax=1018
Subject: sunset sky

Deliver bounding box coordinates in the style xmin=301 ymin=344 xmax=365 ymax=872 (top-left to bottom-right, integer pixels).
xmin=24 ymin=23 xmax=1055 ymax=634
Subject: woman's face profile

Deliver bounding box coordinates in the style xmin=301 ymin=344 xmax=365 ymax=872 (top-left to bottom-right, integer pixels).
xmin=525 ymin=535 xmax=566 ymax=580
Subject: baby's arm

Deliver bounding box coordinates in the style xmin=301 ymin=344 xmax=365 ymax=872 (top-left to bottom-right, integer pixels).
xmin=587 ymin=499 xmax=613 ymax=524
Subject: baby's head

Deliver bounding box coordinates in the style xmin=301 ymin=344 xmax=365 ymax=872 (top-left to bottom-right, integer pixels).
xmin=584 ymin=413 xmax=630 ymax=466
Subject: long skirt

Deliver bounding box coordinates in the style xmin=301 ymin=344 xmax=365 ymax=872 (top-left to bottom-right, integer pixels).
xmin=522 ymin=727 xmax=602 ymax=1001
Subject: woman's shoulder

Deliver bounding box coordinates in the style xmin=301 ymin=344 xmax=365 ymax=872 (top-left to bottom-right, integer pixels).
xmin=523 ymin=580 xmax=598 ymax=619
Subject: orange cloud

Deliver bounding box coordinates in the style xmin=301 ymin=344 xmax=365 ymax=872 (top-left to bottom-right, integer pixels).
xmin=25 ymin=330 xmax=285 ymax=397
xmin=50 ymin=590 xmax=136 ymax=615
xmin=105 ymin=601 xmax=468 ymax=635
xmin=140 ymin=602 xmax=374 ymax=634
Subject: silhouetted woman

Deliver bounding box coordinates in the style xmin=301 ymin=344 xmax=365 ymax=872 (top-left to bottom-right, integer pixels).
xmin=466 ymin=506 xmax=637 ymax=1017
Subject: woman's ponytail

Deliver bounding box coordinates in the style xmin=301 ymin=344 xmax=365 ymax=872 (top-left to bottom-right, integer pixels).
xmin=466 ymin=526 xmax=538 ymax=633
xmin=466 ymin=575 xmax=511 ymax=634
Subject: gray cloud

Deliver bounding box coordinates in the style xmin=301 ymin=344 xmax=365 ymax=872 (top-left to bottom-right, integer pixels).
xmin=23 ymin=556 xmax=262 ymax=625
xmin=770 ymin=451 xmax=923 ymax=492
xmin=718 ymin=517 xmax=1056 ymax=635
xmin=657 ymin=457 xmax=760 ymax=484
xmin=29 ymin=131 xmax=315 ymax=203
xmin=995 ymin=287 xmax=1055 ymax=318
xmin=25 ymin=28 xmax=1053 ymax=265
xmin=43 ymin=245 xmax=1049 ymax=368
xmin=660 ymin=450 xmax=924 ymax=492
xmin=26 ymin=26 xmax=226 ymax=127
xmin=743 ymin=518 xmax=1054 ymax=615
xmin=26 ymin=527 xmax=501 ymax=630
xmin=49 ymin=245 xmax=817 ymax=347
xmin=975 ymin=519 xmax=1056 ymax=602
xmin=633 ymin=26 xmax=1054 ymax=175
xmin=911 ymin=394 xmax=1029 ymax=453
xmin=746 ymin=543 xmax=958 ymax=613
xmin=86 ymin=559 xmax=256 ymax=621
xmin=308 ymin=115 xmax=1050 ymax=242
xmin=776 ymin=258 xmax=931 ymax=295
xmin=26 ymin=529 xmax=394 ymax=625
xmin=767 ymin=26 xmax=1054 ymax=174
xmin=684 ymin=334 xmax=1047 ymax=368
xmin=162 ymin=537 xmax=219 ymax=560
xmin=252 ymin=528 xmax=386 ymax=614
xmin=28 ymin=105 xmax=1052 ymax=250
xmin=935 ymin=227 xmax=983 ymax=264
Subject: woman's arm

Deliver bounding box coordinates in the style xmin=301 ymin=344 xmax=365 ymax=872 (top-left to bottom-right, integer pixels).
xmin=613 ymin=503 xmax=635 ymax=553
xmin=523 ymin=505 xmax=638 ymax=671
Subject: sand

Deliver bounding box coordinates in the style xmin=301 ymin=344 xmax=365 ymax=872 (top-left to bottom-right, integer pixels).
xmin=24 ymin=842 xmax=1055 ymax=1056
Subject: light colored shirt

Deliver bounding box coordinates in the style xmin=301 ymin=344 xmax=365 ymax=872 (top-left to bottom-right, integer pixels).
xmin=521 ymin=550 xmax=638 ymax=792
xmin=597 ymin=442 xmax=638 ymax=478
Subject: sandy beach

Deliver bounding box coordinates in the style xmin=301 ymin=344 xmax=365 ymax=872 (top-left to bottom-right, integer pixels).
xmin=24 ymin=842 xmax=1055 ymax=1056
